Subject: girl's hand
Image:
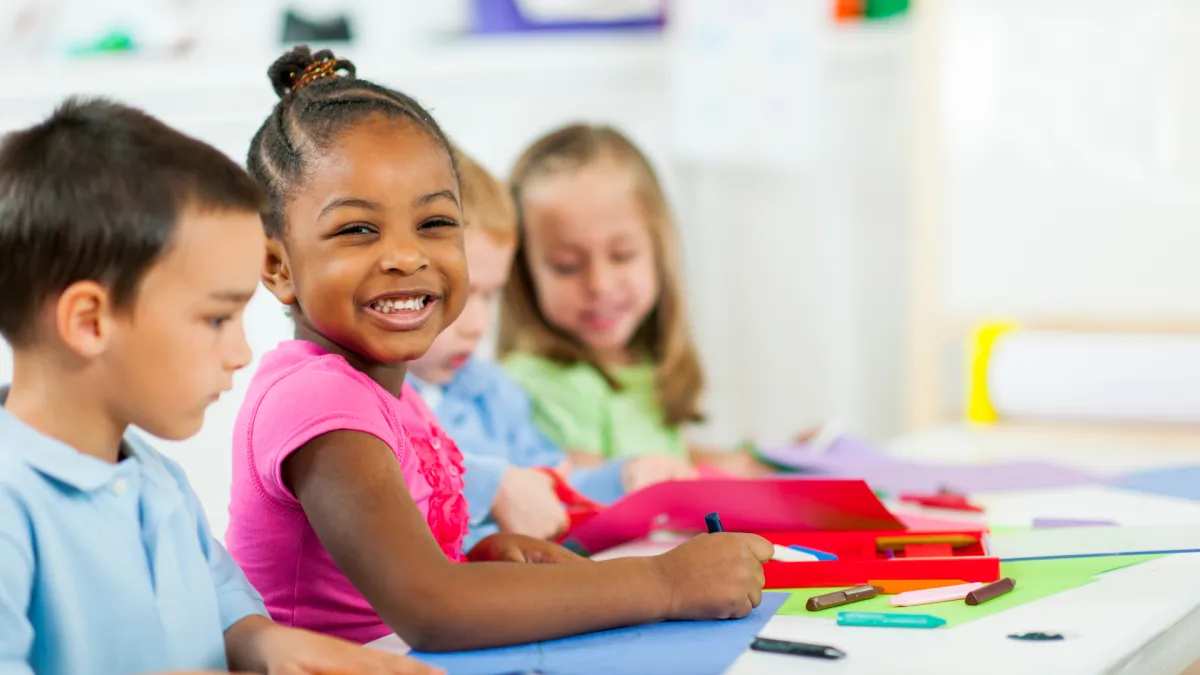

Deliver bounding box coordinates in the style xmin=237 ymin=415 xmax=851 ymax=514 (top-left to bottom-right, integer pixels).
xmin=467 ymin=533 xmax=590 ymax=564
xmin=698 ymin=450 xmax=775 ymax=479
xmin=793 ymin=427 xmax=819 ymax=444
xmin=653 ymin=533 xmax=773 ymax=620
xmin=493 ymin=467 xmax=570 ymax=541
xmin=227 ymin=617 xmax=443 ymax=674
xmin=565 ymin=449 xmax=605 ymax=468
xmin=621 ymin=454 xmax=697 ymax=493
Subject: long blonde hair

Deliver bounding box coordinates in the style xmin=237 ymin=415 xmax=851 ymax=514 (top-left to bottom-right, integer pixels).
xmin=498 ymin=124 xmax=705 ymax=426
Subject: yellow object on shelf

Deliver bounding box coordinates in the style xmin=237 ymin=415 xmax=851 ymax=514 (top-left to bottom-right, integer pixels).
xmin=965 ymin=322 xmax=1016 ymax=424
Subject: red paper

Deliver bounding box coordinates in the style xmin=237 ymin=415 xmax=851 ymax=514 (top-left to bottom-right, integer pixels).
xmin=568 ymin=478 xmax=905 ymax=553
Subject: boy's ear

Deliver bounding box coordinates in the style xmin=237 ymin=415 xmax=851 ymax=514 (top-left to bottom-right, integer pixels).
xmin=262 ymin=237 xmax=297 ymax=306
xmin=54 ymin=280 xmax=116 ymax=359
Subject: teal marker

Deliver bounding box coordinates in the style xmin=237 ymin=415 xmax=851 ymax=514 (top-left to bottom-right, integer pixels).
xmin=837 ymin=612 xmax=946 ymax=629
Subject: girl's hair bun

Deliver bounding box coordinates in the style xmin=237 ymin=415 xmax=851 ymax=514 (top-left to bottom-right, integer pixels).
xmin=266 ymin=45 xmax=356 ymax=99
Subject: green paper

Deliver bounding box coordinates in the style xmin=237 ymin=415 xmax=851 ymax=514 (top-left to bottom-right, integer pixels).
xmin=779 ymin=554 xmax=1161 ymax=627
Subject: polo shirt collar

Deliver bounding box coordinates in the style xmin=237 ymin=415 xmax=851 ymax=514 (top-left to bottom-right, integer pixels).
xmin=444 ymin=357 xmax=491 ymax=399
xmin=0 ymin=385 xmax=146 ymax=493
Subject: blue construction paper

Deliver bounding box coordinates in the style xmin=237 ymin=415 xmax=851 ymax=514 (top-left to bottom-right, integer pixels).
xmin=413 ymin=592 xmax=788 ymax=675
xmin=1115 ymin=465 xmax=1200 ymax=501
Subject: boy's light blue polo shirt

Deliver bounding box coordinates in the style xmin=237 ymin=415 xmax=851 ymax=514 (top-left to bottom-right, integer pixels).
xmin=0 ymin=397 xmax=267 ymax=675
xmin=409 ymin=358 xmax=626 ymax=550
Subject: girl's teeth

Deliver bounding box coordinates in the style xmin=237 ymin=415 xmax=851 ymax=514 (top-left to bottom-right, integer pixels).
xmin=371 ymin=297 xmax=427 ymax=314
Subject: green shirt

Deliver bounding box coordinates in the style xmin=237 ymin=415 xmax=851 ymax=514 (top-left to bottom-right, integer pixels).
xmin=503 ymin=353 xmax=687 ymax=461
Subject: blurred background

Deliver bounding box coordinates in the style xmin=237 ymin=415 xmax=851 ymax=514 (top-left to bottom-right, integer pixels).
xmin=3 ymin=0 xmax=1200 ymax=536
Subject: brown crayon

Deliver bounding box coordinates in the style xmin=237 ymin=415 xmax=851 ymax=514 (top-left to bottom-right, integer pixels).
xmin=965 ymin=578 xmax=1016 ymax=606
xmin=806 ymin=585 xmax=882 ymax=611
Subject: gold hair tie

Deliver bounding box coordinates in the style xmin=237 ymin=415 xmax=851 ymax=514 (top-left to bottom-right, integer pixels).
xmin=290 ymin=58 xmax=340 ymax=91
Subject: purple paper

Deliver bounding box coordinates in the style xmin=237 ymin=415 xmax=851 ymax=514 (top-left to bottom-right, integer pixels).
xmin=760 ymin=436 xmax=1102 ymax=495
xmin=1032 ymin=518 xmax=1118 ymax=528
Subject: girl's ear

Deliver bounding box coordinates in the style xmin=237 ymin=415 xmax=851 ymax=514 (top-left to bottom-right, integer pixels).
xmin=262 ymin=236 xmax=297 ymax=306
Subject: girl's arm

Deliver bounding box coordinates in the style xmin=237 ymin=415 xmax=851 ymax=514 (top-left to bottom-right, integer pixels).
xmin=689 ymin=424 xmax=823 ymax=477
xmin=283 ymin=430 xmax=772 ymax=653
xmin=564 ymin=448 xmax=605 ymax=467
xmin=688 ymin=446 xmax=775 ymax=478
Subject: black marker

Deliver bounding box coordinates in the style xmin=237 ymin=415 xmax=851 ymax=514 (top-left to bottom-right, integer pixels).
xmin=1008 ymin=632 xmax=1065 ymax=641
xmin=705 ymin=512 xmax=724 ymax=533
xmin=751 ymin=637 xmax=846 ymax=660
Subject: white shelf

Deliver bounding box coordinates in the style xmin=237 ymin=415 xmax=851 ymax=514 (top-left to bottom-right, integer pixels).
xmin=4 ymin=33 xmax=666 ymax=101
xmin=3 ymin=21 xmax=910 ymax=101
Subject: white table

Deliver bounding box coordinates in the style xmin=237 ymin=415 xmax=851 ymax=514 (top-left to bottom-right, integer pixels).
xmin=611 ymin=426 xmax=1200 ymax=675
xmin=729 ymin=552 xmax=1200 ymax=675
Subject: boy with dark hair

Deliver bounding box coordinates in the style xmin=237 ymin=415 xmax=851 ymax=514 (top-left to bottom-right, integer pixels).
xmin=0 ymin=98 xmax=438 ymax=675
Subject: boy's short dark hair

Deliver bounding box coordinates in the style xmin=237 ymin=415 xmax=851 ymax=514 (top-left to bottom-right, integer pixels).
xmin=0 ymin=97 xmax=266 ymax=347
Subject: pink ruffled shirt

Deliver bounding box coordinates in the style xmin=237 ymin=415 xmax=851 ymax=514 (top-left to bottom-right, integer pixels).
xmin=226 ymin=340 xmax=468 ymax=644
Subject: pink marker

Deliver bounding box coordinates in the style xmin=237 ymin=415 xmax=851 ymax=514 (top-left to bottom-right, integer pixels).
xmin=889 ymin=582 xmax=985 ymax=607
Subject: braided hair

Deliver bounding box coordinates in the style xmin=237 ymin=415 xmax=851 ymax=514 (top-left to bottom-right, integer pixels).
xmin=247 ymin=45 xmax=457 ymax=238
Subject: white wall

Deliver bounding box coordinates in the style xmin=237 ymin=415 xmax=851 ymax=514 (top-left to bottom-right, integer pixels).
xmin=907 ymin=0 xmax=1200 ymax=428
xmin=939 ymin=0 xmax=1200 ymax=320
xmin=0 ymin=25 xmax=913 ymax=537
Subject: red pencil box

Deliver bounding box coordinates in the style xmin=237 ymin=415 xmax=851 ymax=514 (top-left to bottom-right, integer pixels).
xmin=562 ymin=478 xmax=999 ymax=588
xmin=757 ymin=528 xmax=999 ymax=589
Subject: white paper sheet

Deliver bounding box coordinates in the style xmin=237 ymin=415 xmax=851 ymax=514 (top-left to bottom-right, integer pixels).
xmin=976 ymin=486 xmax=1200 ymax=529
